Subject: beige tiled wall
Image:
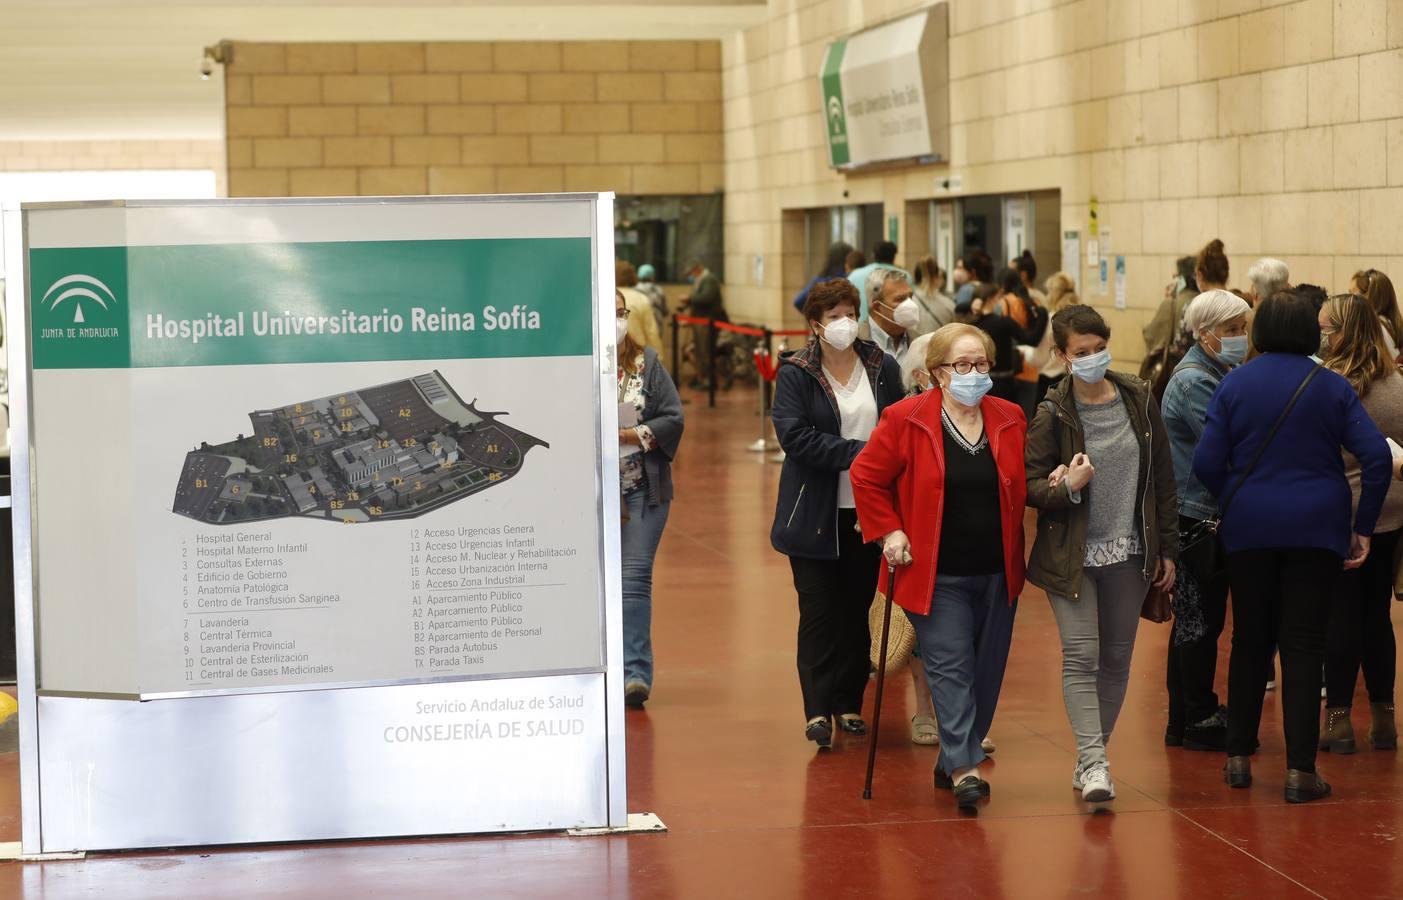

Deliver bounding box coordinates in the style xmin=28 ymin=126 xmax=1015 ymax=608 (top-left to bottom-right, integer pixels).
xmin=723 ymin=0 xmax=1403 ymax=365
xmin=0 ymin=140 xmax=226 ymax=193
xmin=224 ymin=41 xmax=723 ymax=200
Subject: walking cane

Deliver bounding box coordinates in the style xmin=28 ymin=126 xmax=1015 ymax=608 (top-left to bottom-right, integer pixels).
xmin=862 ymin=561 xmax=898 ymax=801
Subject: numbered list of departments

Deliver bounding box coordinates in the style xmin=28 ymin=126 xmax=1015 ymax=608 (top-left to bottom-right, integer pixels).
xmin=177 ymin=530 xmax=337 ymax=689
xmin=167 ymin=520 xmax=587 ymax=693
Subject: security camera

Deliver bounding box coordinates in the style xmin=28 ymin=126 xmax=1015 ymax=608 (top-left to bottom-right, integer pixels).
xmin=200 ymin=56 xmax=213 ymax=80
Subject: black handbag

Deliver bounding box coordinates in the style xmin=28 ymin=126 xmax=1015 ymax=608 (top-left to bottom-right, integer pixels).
xmin=1179 ymin=364 xmax=1323 ymax=581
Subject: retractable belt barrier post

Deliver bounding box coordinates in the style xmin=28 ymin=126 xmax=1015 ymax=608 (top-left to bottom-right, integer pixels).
xmin=669 ymin=315 xmax=680 ymax=387
xmin=750 ymin=330 xmax=778 ymax=453
xmin=707 ymin=321 xmax=717 ymax=409
xmin=755 ymin=329 xmax=805 ymax=461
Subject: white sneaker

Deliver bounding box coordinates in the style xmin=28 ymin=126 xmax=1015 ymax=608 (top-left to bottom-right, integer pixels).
xmin=1079 ymin=764 xmax=1115 ymax=802
xmin=981 ymin=736 xmax=996 ymax=753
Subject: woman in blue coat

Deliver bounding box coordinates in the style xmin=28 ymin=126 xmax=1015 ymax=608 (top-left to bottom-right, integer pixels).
xmin=1193 ymin=292 xmax=1391 ymax=803
xmin=771 ymin=278 xmax=904 ymax=747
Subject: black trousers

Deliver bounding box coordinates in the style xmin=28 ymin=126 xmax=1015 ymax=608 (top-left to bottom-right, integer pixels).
xmin=1167 ymin=518 xmax=1231 ymax=732
xmin=1226 ymin=548 xmax=1341 ymax=771
xmin=789 ymin=509 xmax=881 ymax=720
xmin=1326 ymin=528 xmax=1400 ymax=707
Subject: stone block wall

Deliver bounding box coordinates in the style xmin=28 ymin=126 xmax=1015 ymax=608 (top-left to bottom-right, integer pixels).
xmin=723 ymin=0 xmax=1403 ymax=364
xmin=224 ymin=40 xmax=724 ymax=199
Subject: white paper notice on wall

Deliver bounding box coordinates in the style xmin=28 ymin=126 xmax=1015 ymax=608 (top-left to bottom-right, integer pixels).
xmin=1086 ymin=239 xmax=1099 ymax=267
xmin=1098 ymin=229 xmax=1112 ymax=259
xmin=1114 ymin=256 xmax=1126 ymax=310
xmin=1062 ymin=230 xmax=1081 ymax=296
xmin=1098 ymin=257 xmax=1110 ymax=296
xmin=753 ymin=254 xmax=765 ymax=287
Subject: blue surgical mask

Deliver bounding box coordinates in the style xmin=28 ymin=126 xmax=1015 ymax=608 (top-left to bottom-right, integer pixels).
xmin=1069 ymin=349 xmax=1111 ymax=383
xmin=945 ymin=371 xmax=993 ymax=406
xmin=1215 ymin=334 xmax=1248 ymax=365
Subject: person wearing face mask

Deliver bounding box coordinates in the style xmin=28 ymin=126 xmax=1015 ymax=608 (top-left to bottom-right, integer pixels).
xmin=770 ymin=278 xmax=905 ymax=748
xmin=1025 ymin=305 xmax=1179 ymax=805
xmin=912 ymin=256 xmax=956 ymax=331
xmin=860 ymin=269 xmax=926 ymax=366
xmin=614 ymin=292 xmax=685 ymax=708
xmin=1316 ymin=294 xmax=1403 ymax=755
xmin=894 ymin=333 xmax=1001 ymax=754
xmin=850 ymin=323 xmax=1028 ymax=808
xmin=952 ymin=251 xmax=993 ymax=313
xmin=680 ymin=259 xmax=725 ymax=390
xmin=1194 ymin=293 xmax=1391 ymax=802
xmin=1160 ymin=290 xmax=1252 ymax=752
xmin=966 ymin=282 xmax=1039 ymax=403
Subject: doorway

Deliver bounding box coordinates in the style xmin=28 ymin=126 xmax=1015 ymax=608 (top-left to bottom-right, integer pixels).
xmin=913 ymin=189 xmax=1061 ymax=291
xmin=781 ymin=202 xmax=885 ymax=325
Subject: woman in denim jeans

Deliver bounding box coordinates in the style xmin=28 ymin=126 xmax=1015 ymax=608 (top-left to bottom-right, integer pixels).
xmin=1160 ymin=290 xmax=1251 ymax=751
xmin=615 ymin=291 xmax=685 ymax=708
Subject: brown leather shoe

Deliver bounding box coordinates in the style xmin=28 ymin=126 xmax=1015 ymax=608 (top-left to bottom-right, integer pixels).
xmin=1319 ymin=706 xmax=1356 ymax=754
xmin=1284 ymin=769 xmax=1331 ymax=803
xmin=1369 ymin=702 xmax=1397 ymax=750
xmin=1223 ymin=755 xmax=1252 ymax=788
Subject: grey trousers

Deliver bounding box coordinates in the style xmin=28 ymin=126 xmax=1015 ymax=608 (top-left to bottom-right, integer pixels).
xmin=905 ymin=572 xmax=1017 ymax=774
xmin=1047 ymin=558 xmax=1150 ymax=772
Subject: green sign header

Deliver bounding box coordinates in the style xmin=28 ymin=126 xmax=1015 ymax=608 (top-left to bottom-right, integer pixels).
xmin=28 ymin=237 xmax=595 ymax=369
xmin=821 ymin=40 xmax=850 ymax=168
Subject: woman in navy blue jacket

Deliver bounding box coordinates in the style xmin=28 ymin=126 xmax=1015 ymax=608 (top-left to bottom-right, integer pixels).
xmin=1193 ymin=293 xmax=1392 ymax=803
xmin=771 ymin=278 xmax=904 ymax=747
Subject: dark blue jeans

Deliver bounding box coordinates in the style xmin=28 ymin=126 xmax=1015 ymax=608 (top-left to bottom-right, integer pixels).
xmin=622 ymin=486 xmax=671 ymax=689
xmin=905 ymin=573 xmax=1017 ymax=774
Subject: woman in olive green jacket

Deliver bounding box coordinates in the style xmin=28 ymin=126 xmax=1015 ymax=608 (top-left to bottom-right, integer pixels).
xmin=1025 ymin=305 xmax=1179 ymax=804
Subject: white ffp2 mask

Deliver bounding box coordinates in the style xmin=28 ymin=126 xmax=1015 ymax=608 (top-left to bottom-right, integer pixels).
xmin=820 ymin=317 xmax=859 ymax=351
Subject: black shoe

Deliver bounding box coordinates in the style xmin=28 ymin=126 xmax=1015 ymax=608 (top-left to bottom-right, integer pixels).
xmin=1224 ymin=755 xmax=1252 ymax=788
xmin=953 ymin=775 xmax=987 ymax=809
xmin=837 ymin=714 xmax=867 ymax=735
xmin=935 ymin=762 xmax=990 ymax=796
xmin=1164 ymin=730 xmax=1184 ymax=747
xmin=624 ymin=681 xmax=650 ymax=708
xmin=805 ymin=717 xmax=833 ymax=748
xmin=1284 ymin=769 xmax=1332 ymax=803
xmin=1183 ymin=709 xmax=1228 ymax=752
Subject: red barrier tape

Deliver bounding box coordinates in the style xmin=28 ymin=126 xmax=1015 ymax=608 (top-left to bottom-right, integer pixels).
xmin=670 ymin=315 xmax=770 ymax=338
xmin=714 ymin=321 xmax=768 ymax=338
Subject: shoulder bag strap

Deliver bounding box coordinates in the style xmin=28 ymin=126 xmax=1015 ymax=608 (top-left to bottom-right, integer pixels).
xmin=1217 ymin=364 xmax=1323 ymax=518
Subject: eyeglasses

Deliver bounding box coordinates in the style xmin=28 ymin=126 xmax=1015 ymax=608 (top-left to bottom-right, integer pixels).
xmin=941 ymin=360 xmax=992 ymax=375
xmin=615 ymin=309 xmax=630 ymax=321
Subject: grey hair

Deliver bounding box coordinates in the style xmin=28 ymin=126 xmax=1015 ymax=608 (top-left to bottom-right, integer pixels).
xmin=867 ymin=267 xmax=910 ymax=303
xmin=901 ymin=332 xmax=935 ymax=393
xmin=1183 ymin=289 xmax=1251 ymax=336
xmin=1246 ymin=257 xmax=1290 ymax=299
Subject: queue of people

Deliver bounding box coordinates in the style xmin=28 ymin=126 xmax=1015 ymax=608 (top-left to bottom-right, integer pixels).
xmin=758 ymin=240 xmax=1403 ymax=814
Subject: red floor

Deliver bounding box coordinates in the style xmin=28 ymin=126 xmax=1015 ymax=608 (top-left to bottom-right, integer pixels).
xmin=1 ymin=385 xmax=1401 ymax=898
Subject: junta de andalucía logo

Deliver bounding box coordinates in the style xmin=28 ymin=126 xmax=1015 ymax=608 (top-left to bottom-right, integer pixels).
xmin=39 ymin=273 xmax=121 ymax=339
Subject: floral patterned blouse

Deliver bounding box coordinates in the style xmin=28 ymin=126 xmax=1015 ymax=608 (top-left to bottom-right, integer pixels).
xmin=618 ymin=353 xmax=658 ymax=493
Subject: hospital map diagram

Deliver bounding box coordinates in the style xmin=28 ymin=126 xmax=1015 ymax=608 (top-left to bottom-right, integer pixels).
xmin=172 ymin=371 xmax=547 ymax=525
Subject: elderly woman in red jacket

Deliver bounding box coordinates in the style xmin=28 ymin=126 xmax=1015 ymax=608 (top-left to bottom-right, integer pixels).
xmin=851 ymin=323 xmax=1028 ymax=809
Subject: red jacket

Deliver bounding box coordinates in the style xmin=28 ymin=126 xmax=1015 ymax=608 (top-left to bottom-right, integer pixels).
xmin=850 ymin=390 xmax=1028 ymax=616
